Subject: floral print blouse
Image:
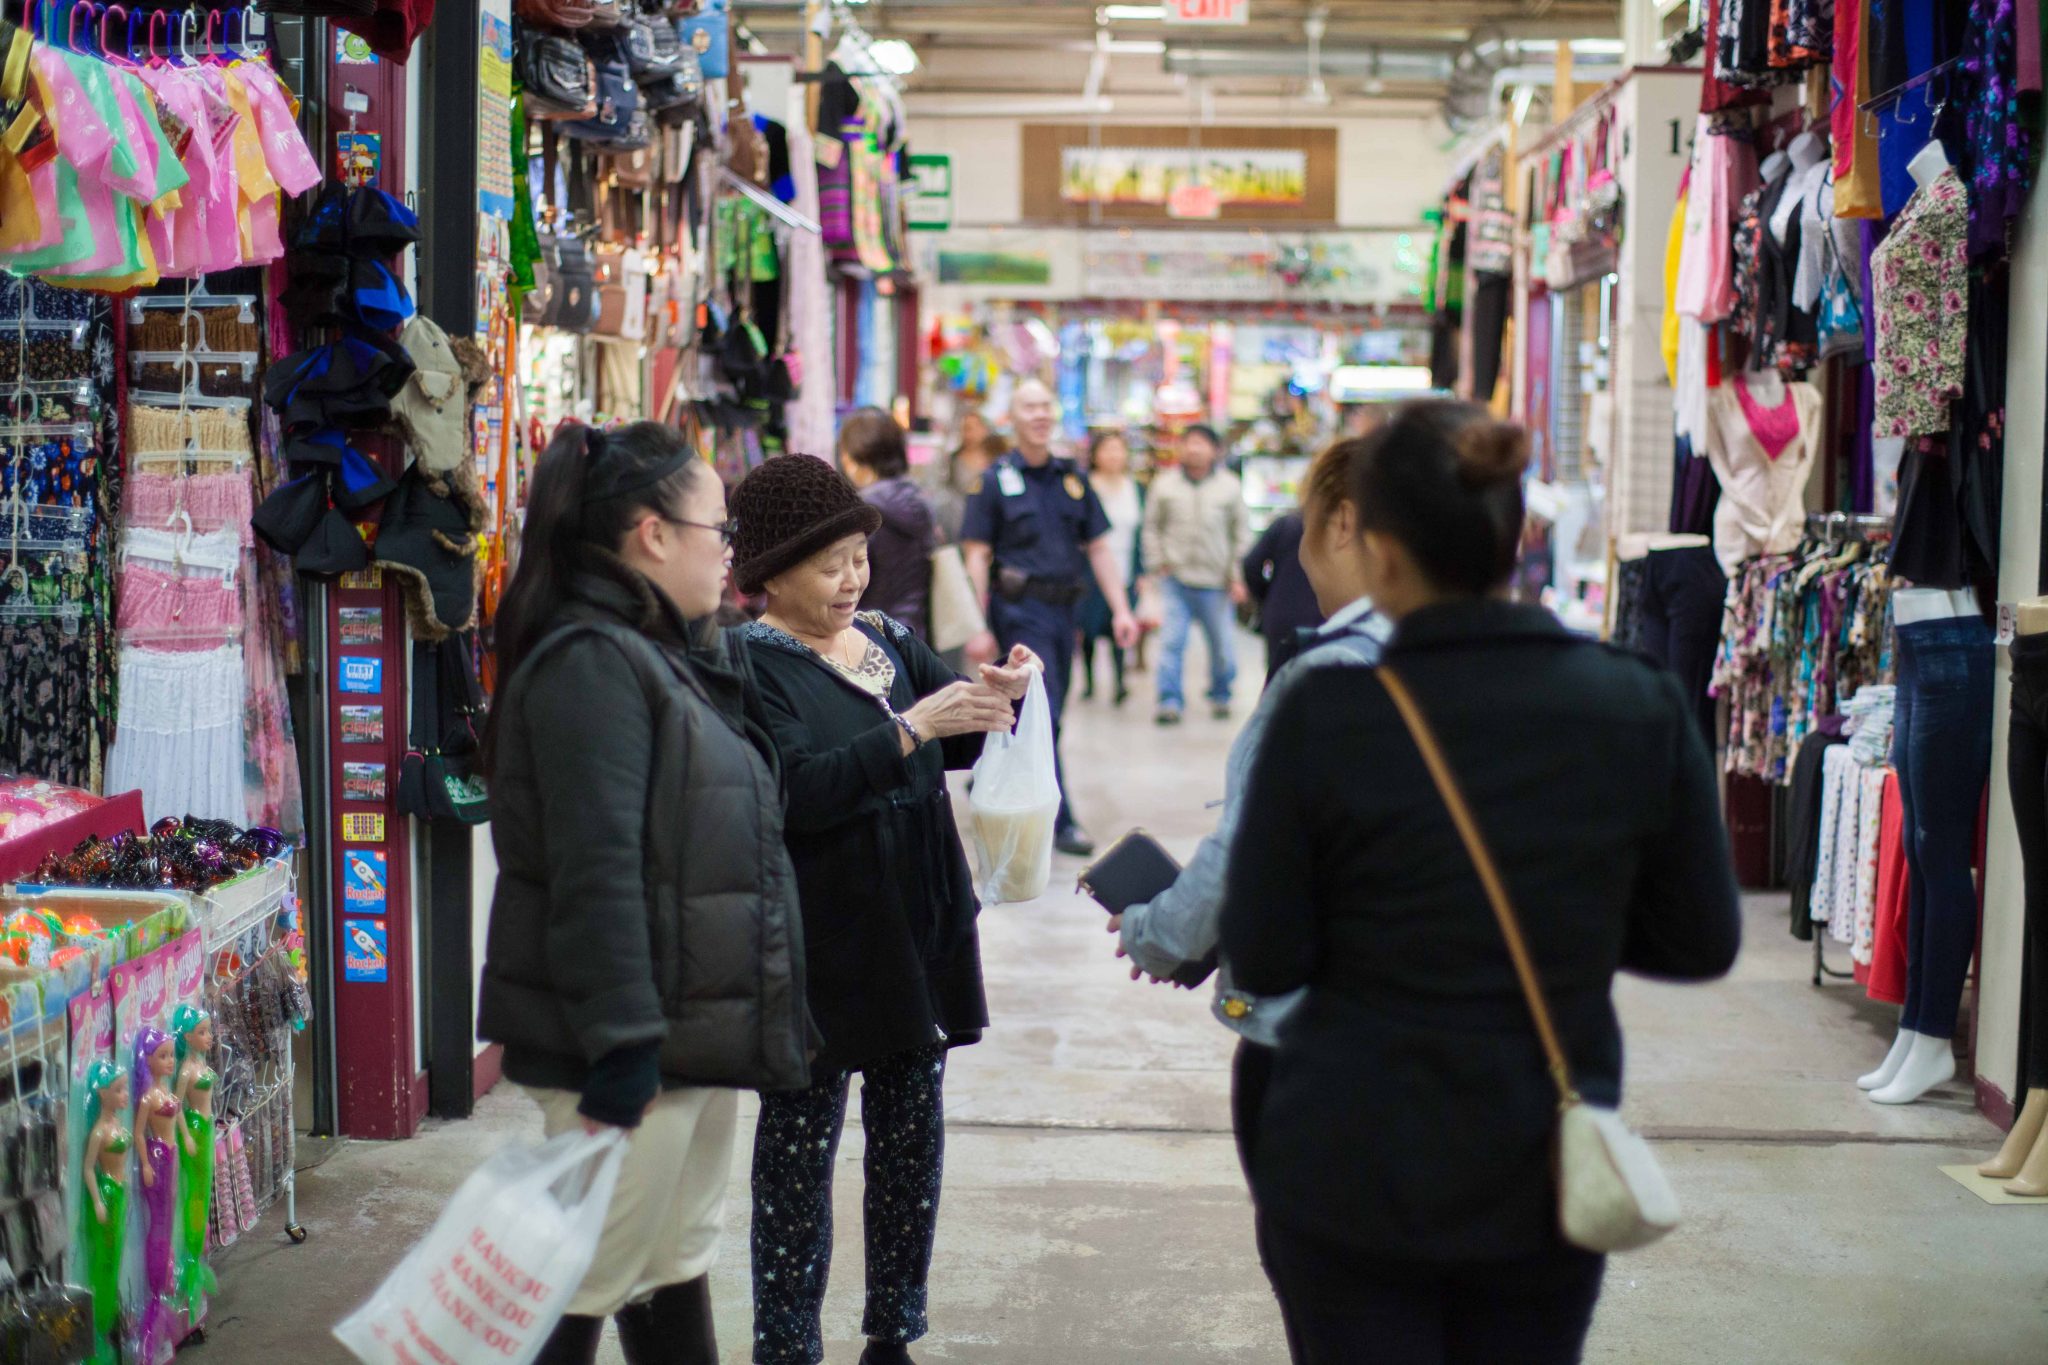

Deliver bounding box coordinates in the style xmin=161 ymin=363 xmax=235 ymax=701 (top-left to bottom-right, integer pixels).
xmin=1871 ymin=167 xmax=1970 ymax=438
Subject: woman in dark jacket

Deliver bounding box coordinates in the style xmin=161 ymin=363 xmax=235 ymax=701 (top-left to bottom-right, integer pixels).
xmin=728 ymin=454 xmax=1040 ymax=1365
xmin=840 ymin=406 xmax=940 ymax=638
xmin=1241 ymin=511 xmax=1325 ymax=682
xmin=1221 ymin=402 xmax=1742 ymax=1365
xmin=478 ymin=423 xmax=811 ymax=1365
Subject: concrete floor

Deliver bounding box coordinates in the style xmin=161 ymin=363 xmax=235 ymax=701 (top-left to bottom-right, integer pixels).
xmin=209 ymin=632 xmax=2048 ymax=1364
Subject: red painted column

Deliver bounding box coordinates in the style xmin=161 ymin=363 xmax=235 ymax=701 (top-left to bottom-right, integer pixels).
xmin=322 ymin=34 xmax=426 ymax=1140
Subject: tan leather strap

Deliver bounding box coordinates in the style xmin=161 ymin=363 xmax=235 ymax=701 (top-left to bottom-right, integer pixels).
xmin=1378 ymin=666 xmax=1581 ymax=1108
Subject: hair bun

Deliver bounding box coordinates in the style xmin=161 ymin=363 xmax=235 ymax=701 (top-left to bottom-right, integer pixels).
xmin=1453 ymin=419 xmax=1530 ymax=489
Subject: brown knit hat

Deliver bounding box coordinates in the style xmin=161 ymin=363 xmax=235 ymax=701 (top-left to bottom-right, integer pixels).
xmin=729 ymin=454 xmax=885 ymax=595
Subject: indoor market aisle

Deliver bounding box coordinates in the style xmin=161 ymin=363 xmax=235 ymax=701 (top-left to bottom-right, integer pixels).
xmin=214 ymin=632 xmax=2044 ymax=1364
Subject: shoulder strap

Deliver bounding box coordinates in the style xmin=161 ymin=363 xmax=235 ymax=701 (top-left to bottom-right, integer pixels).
xmin=1377 ymin=666 xmax=1580 ymax=1109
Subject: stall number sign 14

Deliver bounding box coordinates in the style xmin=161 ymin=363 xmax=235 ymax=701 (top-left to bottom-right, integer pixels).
xmin=1166 ymin=0 xmax=1249 ymax=23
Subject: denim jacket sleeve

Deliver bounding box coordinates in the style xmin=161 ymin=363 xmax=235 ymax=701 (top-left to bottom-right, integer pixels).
xmin=1119 ymin=619 xmax=1388 ymax=981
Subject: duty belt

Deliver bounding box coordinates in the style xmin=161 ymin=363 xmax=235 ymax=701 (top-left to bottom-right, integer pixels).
xmin=995 ymin=567 xmax=1085 ymax=607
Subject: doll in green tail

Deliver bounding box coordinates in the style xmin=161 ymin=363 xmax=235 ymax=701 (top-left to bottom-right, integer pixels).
xmin=171 ymin=1005 xmax=220 ymax=1318
xmin=79 ymin=1062 xmax=131 ymax=1365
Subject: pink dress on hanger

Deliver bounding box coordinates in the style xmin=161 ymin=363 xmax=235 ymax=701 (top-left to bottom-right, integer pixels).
xmin=139 ymin=65 xmax=221 ymax=277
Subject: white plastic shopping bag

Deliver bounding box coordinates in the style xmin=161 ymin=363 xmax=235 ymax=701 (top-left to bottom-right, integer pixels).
xmin=333 ymin=1128 xmax=627 ymax=1365
xmin=968 ymin=667 xmax=1061 ymax=903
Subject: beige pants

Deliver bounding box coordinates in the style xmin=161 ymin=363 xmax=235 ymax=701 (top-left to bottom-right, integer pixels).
xmin=527 ymin=1084 xmax=739 ymax=1316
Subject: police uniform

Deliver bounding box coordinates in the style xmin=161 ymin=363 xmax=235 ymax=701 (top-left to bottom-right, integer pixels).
xmin=959 ymin=450 xmax=1112 ymax=834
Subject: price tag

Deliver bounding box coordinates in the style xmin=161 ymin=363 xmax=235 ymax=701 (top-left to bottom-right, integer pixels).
xmin=342 ymin=89 xmax=370 ymax=114
xmin=1998 ymin=602 xmax=2018 ymax=647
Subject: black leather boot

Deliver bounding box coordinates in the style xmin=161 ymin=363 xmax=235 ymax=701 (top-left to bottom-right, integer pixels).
xmin=614 ymin=1276 xmax=716 ymax=1365
xmin=858 ymin=1342 xmax=914 ymax=1365
xmin=533 ymin=1314 xmax=603 ymax=1365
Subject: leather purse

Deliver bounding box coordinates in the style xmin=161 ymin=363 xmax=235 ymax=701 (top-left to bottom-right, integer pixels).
xmin=640 ymin=47 xmax=702 ymax=116
xmin=677 ymin=0 xmax=726 ymax=78
xmin=592 ymin=245 xmax=646 ymax=340
xmin=545 ymin=232 xmax=600 ymax=334
xmin=1377 ymin=667 xmax=1682 ymax=1255
xmin=584 ymin=0 xmax=622 ymax=26
xmin=519 ymin=32 xmax=598 ymax=120
xmin=514 ymin=0 xmax=596 ymax=27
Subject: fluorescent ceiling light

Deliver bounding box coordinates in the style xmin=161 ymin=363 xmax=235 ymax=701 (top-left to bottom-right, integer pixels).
xmin=869 ymin=38 xmax=919 ymax=75
xmin=1105 ymin=38 xmax=1166 ymax=53
xmin=1568 ymin=39 xmax=1627 ymax=54
xmin=1102 ymin=4 xmax=1167 ymax=20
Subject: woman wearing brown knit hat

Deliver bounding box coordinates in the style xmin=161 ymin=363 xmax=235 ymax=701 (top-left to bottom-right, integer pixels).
xmin=728 ymin=454 xmax=1040 ymax=1365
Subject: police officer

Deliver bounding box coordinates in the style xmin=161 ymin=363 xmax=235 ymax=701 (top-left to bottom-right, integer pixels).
xmin=961 ymin=379 xmax=1139 ymax=858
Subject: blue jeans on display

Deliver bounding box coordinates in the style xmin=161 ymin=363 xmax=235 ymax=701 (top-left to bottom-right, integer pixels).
xmin=1159 ymin=579 xmax=1238 ymax=712
xmin=1892 ymin=613 xmax=1995 ymax=1041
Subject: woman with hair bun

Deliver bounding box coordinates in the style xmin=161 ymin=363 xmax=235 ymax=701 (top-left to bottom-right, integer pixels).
xmin=1221 ymin=401 xmax=1743 ymax=1364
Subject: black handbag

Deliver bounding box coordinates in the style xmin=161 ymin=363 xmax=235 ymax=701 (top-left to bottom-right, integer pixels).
xmin=397 ymin=635 xmax=490 ymax=826
xmin=641 ymin=48 xmax=702 ymax=117
xmin=519 ymin=31 xmax=597 ymax=120
xmin=549 ymin=232 xmax=601 ymax=333
xmin=636 ymin=12 xmax=683 ymax=78
xmin=563 ymin=32 xmax=640 ymax=143
xmin=620 ymin=15 xmax=658 ymax=76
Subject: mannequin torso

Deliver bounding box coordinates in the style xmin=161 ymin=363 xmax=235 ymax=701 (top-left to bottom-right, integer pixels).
xmin=1893 ymin=586 xmax=1980 ymax=623
xmin=1907 ymin=139 xmax=1952 ymax=191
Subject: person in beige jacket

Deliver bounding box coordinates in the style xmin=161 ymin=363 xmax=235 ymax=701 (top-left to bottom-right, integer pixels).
xmin=1144 ymin=425 xmax=1251 ymax=723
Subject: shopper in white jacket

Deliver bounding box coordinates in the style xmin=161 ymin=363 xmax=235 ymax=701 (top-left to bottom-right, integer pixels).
xmin=1114 ymin=433 xmax=1386 ymax=1189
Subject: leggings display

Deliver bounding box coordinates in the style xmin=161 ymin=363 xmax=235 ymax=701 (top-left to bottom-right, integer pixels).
xmin=1892 ymin=612 xmax=1995 ymax=1041
xmin=2005 ymin=632 xmax=2048 ymax=1093
xmin=750 ymin=1043 xmax=947 ymax=1365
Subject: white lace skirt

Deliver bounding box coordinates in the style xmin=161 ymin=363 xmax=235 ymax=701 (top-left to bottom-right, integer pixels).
xmin=105 ymin=645 xmax=249 ymax=825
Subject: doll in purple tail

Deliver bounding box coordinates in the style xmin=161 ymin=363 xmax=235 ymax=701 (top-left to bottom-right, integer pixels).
xmin=133 ymin=1027 xmax=181 ymax=1364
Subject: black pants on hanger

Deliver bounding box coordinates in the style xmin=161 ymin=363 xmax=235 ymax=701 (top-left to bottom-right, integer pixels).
xmin=2007 ymin=634 xmax=2048 ymax=1094
xmin=1638 ymin=545 xmax=1728 ymax=748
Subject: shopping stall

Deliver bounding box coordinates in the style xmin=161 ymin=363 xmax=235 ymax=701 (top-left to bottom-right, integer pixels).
xmin=1571 ymin=0 xmax=2047 ymax=1147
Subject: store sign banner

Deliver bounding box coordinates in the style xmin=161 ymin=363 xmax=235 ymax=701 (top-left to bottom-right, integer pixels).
xmin=1080 ymin=229 xmax=1426 ymax=305
xmin=1165 ymin=0 xmax=1250 ymax=22
xmin=918 ymin=230 xmax=1080 ymax=298
xmin=1060 ymin=147 xmax=1306 ymax=208
xmin=907 ymin=154 xmax=952 ymax=231
xmin=478 ymin=0 xmax=515 ymax=221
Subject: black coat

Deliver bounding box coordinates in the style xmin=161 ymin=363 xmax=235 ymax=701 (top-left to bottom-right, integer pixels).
xmin=479 ymin=564 xmax=814 ymax=1103
xmin=1242 ymin=513 xmax=1323 ymax=659
xmin=1222 ymin=600 xmax=1741 ymax=1262
xmin=741 ymin=612 xmax=988 ymax=1072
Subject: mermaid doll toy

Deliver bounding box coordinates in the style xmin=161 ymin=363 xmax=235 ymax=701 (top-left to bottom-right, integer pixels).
xmin=170 ymin=1005 xmax=219 ymax=1317
xmin=134 ymin=1028 xmax=181 ymax=1365
xmin=79 ymin=1062 xmax=132 ymax=1365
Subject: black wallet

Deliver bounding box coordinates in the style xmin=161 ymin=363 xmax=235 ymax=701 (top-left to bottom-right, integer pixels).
xmin=1078 ymin=830 xmax=1219 ymax=989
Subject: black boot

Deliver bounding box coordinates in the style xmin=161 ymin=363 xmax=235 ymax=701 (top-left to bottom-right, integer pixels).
xmin=534 ymin=1314 xmax=603 ymax=1365
xmin=858 ymin=1343 xmax=914 ymax=1365
xmin=614 ymin=1276 xmax=717 ymax=1365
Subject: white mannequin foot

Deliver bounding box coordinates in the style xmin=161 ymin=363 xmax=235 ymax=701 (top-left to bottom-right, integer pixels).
xmin=1858 ymin=1030 xmax=1918 ymax=1091
xmin=1869 ymin=1034 xmax=1956 ymax=1105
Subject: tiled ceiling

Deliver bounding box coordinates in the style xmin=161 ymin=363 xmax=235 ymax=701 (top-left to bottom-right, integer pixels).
xmin=739 ymin=1 xmax=1625 ymax=118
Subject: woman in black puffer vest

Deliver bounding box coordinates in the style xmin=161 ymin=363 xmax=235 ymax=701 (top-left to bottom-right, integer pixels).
xmin=479 ymin=422 xmax=812 ymax=1365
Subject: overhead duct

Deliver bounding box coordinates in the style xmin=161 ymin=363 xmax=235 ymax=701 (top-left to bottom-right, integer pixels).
xmin=1442 ymin=32 xmax=1623 ymax=132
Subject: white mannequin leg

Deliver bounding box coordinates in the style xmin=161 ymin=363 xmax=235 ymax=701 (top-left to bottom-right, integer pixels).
xmin=1869 ymin=1033 xmax=1957 ymax=1104
xmin=1857 ymin=1029 xmax=1919 ymax=1091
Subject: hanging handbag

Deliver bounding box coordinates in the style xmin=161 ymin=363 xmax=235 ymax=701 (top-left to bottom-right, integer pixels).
xmin=640 ymin=48 xmax=702 ymax=117
xmin=564 ymin=33 xmax=639 ymax=143
xmin=620 ymin=14 xmax=659 ymax=74
xmin=515 ymin=0 xmax=596 ymax=26
xmin=397 ymin=638 xmax=491 ymax=826
xmin=548 ymin=232 xmax=601 ymax=333
xmin=1376 ymin=666 xmax=1683 ymax=1255
xmin=519 ymin=31 xmax=598 ymax=120
xmin=676 ymin=0 xmax=726 ymax=79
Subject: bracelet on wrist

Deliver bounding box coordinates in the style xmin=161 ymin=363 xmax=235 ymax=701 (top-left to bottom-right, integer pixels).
xmin=895 ymin=713 xmax=924 ymax=748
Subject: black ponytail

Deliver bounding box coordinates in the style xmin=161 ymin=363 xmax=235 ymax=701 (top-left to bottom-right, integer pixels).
xmin=1349 ymin=401 xmax=1530 ymax=597
xmin=482 ymin=420 xmax=704 ymax=773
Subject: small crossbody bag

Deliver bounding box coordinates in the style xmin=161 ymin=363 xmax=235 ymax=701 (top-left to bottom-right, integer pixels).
xmin=1378 ymin=666 xmax=1682 ymax=1254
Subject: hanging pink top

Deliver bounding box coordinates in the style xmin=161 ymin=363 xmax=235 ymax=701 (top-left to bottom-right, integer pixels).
xmin=139 ymin=66 xmax=220 ymax=277
xmin=1733 ymin=375 xmax=1801 ymax=460
xmin=116 ymin=564 xmax=244 ymax=646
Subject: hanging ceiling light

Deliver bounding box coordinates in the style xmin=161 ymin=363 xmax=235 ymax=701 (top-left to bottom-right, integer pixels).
xmin=868 ymin=38 xmax=919 ymax=75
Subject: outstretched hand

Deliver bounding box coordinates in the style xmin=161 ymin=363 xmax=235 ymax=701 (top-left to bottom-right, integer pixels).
xmin=978 ymin=645 xmax=1043 ymax=700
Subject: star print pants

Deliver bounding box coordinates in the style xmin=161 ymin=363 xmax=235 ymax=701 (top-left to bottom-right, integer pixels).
xmin=750 ymin=1042 xmax=948 ymax=1364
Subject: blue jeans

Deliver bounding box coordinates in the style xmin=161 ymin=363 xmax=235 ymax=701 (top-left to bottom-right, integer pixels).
xmin=1159 ymin=579 xmax=1238 ymax=711
xmin=1892 ymin=613 xmax=1995 ymax=1040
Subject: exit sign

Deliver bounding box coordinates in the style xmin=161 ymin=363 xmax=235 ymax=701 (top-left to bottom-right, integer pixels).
xmin=1166 ymin=0 xmax=1249 ymax=23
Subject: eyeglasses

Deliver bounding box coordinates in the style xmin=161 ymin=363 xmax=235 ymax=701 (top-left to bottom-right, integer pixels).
xmin=659 ymin=515 xmax=737 ymax=545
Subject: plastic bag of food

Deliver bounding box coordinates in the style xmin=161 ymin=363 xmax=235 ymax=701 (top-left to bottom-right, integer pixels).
xmin=968 ymin=668 xmax=1061 ymax=904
